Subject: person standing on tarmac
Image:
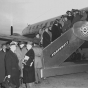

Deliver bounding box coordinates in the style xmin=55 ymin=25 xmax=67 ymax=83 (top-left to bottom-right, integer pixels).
xmin=23 ymin=42 xmax=35 ymax=88
xmin=4 ymin=41 xmax=20 ymax=88
xmin=20 ymin=42 xmax=28 ymax=88
xmin=20 ymin=43 xmax=28 ymax=77
xmin=0 ymin=44 xmax=6 ymax=87
xmin=33 ymin=44 xmax=43 ymax=84
xmin=14 ymin=43 xmax=22 ymax=73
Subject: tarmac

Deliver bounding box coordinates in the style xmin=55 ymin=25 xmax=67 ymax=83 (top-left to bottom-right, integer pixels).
xmin=33 ymin=72 xmax=88 ymax=88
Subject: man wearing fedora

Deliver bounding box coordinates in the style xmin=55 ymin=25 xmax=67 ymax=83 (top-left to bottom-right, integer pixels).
xmin=4 ymin=41 xmax=20 ymax=88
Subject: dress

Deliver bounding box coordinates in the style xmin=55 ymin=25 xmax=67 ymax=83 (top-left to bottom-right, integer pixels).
xmin=23 ymin=48 xmax=35 ymax=83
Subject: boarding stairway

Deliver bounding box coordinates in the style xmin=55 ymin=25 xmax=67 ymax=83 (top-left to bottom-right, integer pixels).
xmin=43 ymin=28 xmax=85 ymax=68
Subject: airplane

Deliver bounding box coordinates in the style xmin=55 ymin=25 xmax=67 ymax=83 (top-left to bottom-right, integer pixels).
xmin=22 ymin=7 xmax=88 ymax=78
xmin=0 ymin=7 xmax=88 ymax=78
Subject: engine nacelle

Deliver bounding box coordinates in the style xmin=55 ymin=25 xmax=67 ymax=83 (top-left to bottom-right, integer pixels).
xmin=72 ymin=21 xmax=88 ymax=41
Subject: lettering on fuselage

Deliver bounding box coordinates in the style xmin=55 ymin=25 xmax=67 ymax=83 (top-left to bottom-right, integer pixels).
xmin=50 ymin=41 xmax=69 ymax=57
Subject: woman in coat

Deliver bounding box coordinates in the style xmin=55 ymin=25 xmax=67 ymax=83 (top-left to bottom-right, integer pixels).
xmin=33 ymin=44 xmax=43 ymax=83
xmin=23 ymin=43 xmax=35 ymax=88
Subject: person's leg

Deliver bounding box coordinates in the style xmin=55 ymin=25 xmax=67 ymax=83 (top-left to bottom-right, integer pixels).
xmin=35 ymin=68 xmax=38 ymax=83
xmin=37 ymin=68 xmax=41 ymax=83
xmin=11 ymin=75 xmax=19 ymax=88
xmin=21 ymin=83 xmax=26 ymax=88
xmin=22 ymin=69 xmax=28 ymax=88
xmin=27 ymin=83 xmax=34 ymax=88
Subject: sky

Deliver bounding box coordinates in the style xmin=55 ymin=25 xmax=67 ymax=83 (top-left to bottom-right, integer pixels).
xmin=0 ymin=0 xmax=88 ymax=35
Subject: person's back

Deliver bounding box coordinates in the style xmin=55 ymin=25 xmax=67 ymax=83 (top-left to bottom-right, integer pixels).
xmin=43 ymin=29 xmax=50 ymax=47
xmin=33 ymin=46 xmax=43 ymax=68
xmin=51 ymin=20 xmax=62 ymax=41
xmin=33 ymin=45 xmax=43 ymax=83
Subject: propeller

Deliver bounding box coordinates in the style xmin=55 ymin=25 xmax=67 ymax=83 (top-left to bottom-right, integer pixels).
xmin=72 ymin=21 xmax=88 ymax=41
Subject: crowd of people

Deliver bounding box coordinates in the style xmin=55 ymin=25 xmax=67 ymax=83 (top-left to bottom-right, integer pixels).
xmin=35 ymin=9 xmax=88 ymax=48
xmin=0 ymin=41 xmax=43 ymax=88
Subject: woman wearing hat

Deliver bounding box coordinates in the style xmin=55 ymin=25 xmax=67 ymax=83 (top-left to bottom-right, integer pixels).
xmin=23 ymin=43 xmax=35 ymax=88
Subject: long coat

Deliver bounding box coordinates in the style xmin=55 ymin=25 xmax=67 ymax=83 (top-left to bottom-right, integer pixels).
xmin=43 ymin=31 xmax=50 ymax=47
xmin=0 ymin=50 xmax=6 ymax=83
xmin=4 ymin=50 xmax=20 ymax=87
xmin=23 ymin=48 xmax=35 ymax=83
xmin=15 ymin=46 xmax=22 ymax=69
xmin=33 ymin=46 xmax=43 ymax=69
xmin=51 ymin=23 xmax=62 ymax=41
xmin=62 ymin=20 xmax=71 ymax=33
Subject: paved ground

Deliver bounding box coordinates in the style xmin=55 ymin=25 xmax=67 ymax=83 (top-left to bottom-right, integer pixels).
xmin=33 ymin=72 xmax=88 ymax=88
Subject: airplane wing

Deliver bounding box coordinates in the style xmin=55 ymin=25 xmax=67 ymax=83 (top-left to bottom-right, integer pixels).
xmin=0 ymin=34 xmax=40 ymax=44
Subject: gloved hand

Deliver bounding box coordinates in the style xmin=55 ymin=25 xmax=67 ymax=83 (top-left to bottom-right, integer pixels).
xmin=4 ymin=75 xmax=11 ymax=83
xmin=7 ymin=75 xmax=11 ymax=78
xmin=22 ymin=60 xmax=27 ymax=65
xmin=22 ymin=56 xmax=29 ymax=65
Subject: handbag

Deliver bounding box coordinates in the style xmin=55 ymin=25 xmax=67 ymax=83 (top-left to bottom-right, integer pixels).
xmin=2 ymin=76 xmax=16 ymax=88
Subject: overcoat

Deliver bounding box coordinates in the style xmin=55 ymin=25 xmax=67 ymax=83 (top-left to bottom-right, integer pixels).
xmin=33 ymin=46 xmax=43 ymax=69
xmin=0 ymin=50 xmax=6 ymax=83
xmin=4 ymin=50 xmax=20 ymax=87
xmin=23 ymin=48 xmax=35 ymax=83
